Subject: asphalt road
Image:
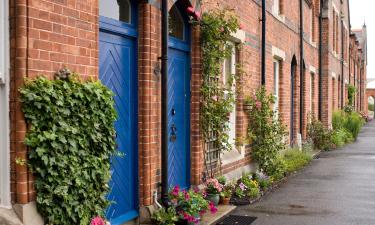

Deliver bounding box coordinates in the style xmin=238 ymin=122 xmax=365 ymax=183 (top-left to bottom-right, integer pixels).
xmin=233 ymin=121 xmax=375 ymax=225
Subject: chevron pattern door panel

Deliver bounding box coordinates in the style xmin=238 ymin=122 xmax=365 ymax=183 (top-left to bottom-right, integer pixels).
xmin=99 ymin=29 xmax=138 ymax=224
xmin=167 ymin=46 xmax=191 ymax=190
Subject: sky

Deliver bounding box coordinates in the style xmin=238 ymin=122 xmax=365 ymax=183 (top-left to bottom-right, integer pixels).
xmin=349 ymin=0 xmax=374 ymax=79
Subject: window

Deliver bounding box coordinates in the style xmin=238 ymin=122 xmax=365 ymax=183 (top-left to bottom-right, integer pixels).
xmin=169 ymin=5 xmax=184 ymax=40
xmin=273 ymin=59 xmax=280 ymax=112
xmin=333 ymin=10 xmax=336 ymax=52
xmin=223 ymin=43 xmax=237 ymax=148
xmin=310 ymin=8 xmax=314 ymax=42
xmin=99 ymin=0 xmax=131 ymax=23
xmin=205 ymin=43 xmax=237 ymax=169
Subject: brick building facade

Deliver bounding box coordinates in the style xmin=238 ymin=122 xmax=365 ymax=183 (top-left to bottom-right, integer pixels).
xmin=0 ymin=0 xmax=368 ymax=224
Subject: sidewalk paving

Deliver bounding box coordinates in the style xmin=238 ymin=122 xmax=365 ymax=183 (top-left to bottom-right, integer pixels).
xmin=232 ymin=121 xmax=375 ymax=225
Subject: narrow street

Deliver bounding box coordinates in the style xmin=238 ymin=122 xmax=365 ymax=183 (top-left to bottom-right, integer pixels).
xmin=233 ymin=121 xmax=375 ymax=225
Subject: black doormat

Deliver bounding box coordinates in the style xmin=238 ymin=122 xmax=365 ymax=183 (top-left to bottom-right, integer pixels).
xmin=215 ymin=215 xmax=257 ymax=225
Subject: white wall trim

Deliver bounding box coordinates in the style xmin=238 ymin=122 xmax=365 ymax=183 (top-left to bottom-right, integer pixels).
xmin=0 ymin=0 xmax=11 ymax=208
xmin=230 ymin=29 xmax=246 ymax=43
xmin=331 ymin=72 xmax=337 ymax=79
xmin=309 ymin=65 xmax=317 ymax=74
xmin=272 ymin=46 xmax=286 ymax=61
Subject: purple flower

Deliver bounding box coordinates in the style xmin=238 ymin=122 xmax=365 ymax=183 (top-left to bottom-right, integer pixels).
xmin=239 ymin=182 xmax=246 ymax=191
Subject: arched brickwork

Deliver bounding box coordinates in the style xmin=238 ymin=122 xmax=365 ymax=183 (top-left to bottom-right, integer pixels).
xmin=366 ymin=89 xmax=375 ymax=116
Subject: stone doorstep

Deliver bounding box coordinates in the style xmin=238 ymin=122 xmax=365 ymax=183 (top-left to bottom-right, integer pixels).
xmin=201 ymin=205 xmax=237 ymax=225
xmin=0 ymin=207 xmax=23 ymax=225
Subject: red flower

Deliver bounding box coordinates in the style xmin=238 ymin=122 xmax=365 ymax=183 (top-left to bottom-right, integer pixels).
xmin=91 ymin=216 xmax=106 ymax=225
xmin=186 ymin=6 xmax=195 ymax=14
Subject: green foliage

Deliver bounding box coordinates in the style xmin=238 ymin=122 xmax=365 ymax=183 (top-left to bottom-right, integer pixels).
xmin=343 ymin=112 xmax=365 ymax=140
xmin=308 ymin=118 xmax=333 ymax=151
xmin=152 ymin=207 xmax=179 ymax=225
xmin=332 ymin=111 xmax=346 ymax=130
xmin=20 ymin=75 xmax=117 ymax=224
xmin=283 ymin=149 xmax=313 ymax=174
xmin=368 ymin=103 xmax=374 ymax=111
xmin=199 ymin=10 xmax=240 ymax=158
xmin=347 ymin=85 xmax=356 ymax=106
xmin=246 ymin=87 xmax=287 ymax=175
xmin=331 ymin=128 xmax=353 ymax=148
xmin=217 ymin=175 xmax=227 ymax=186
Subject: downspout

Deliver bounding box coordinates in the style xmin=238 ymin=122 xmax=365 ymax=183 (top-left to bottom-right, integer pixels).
xmin=261 ymin=0 xmax=266 ymax=85
xmin=341 ymin=17 xmax=344 ymax=109
xmin=299 ymin=0 xmax=304 ymax=136
xmin=318 ymin=0 xmax=323 ymax=121
xmin=161 ymin=0 xmax=169 ymax=206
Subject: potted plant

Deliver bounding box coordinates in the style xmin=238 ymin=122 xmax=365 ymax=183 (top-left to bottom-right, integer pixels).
xmin=168 ymin=186 xmax=217 ymax=225
xmin=220 ymin=183 xmax=234 ymax=205
xmin=152 ymin=207 xmax=179 ymax=225
xmin=204 ymin=178 xmax=223 ymax=206
xmin=243 ymin=98 xmax=252 ymax=113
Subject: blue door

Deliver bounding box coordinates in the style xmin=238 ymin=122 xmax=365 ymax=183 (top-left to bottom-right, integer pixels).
xmin=99 ymin=0 xmax=138 ymax=224
xmin=167 ymin=3 xmax=191 ymax=190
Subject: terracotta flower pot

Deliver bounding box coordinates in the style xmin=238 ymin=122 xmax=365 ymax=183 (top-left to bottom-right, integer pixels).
xmin=222 ymin=197 xmax=231 ymax=205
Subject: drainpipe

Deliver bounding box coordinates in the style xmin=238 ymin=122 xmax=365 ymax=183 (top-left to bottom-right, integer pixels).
xmin=299 ymin=0 xmax=304 ymax=136
xmin=318 ymin=0 xmax=323 ymax=121
xmin=341 ymin=17 xmax=344 ymax=109
xmin=261 ymin=0 xmax=266 ymax=85
xmin=161 ymin=0 xmax=169 ymax=207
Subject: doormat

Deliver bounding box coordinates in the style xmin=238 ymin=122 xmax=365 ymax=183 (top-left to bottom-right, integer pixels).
xmin=215 ymin=215 xmax=257 ymax=225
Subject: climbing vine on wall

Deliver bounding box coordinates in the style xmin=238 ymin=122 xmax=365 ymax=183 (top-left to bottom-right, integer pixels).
xmin=20 ymin=69 xmax=117 ymax=225
xmin=194 ymin=9 xmax=240 ymax=173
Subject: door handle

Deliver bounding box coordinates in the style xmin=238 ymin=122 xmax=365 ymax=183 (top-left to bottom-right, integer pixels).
xmin=170 ymin=124 xmax=177 ymax=142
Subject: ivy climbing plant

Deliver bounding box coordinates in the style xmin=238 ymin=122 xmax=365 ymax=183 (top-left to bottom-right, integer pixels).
xmin=20 ymin=69 xmax=117 ymax=225
xmin=196 ymin=9 xmax=240 ymax=176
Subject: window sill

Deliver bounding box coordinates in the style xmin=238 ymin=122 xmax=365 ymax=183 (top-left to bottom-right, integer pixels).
xmin=221 ymin=145 xmax=245 ymax=166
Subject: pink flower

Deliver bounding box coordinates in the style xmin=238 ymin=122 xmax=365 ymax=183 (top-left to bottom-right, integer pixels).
xmin=183 ymin=190 xmax=190 ymax=200
xmin=194 ymin=11 xmax=201 ymax=20
xmin=171 ymin=185 xmax=180 ymax=196
xmin=255 ymin=101 xmax=262 ymax=109
xmin=239 ymin=182 xmax=247 ymax=191
xmin=239 ymin=24 xmax=245 ymax=30
xmin=193 ymin=186 xmax=200 ymax=193
xmin=186 ymin=6 xmax=195 ymax=14
xmin=209 ymin=202 xmax=218 ymax=214
xmin=220 ymin=27 xmax=225 ymax=32
xmin=91 ymin=216 xmax=106 ymax=225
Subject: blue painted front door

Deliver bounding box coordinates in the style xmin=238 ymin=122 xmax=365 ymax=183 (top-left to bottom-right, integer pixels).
xmin=99 ymin=13 xmax=138 ymax=225
xmin=167 ymin=4 xmax=191 ymax=190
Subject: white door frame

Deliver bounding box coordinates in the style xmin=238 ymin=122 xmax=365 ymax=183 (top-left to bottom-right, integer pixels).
xmin=0 ymin=0 xmax=11 ymax=208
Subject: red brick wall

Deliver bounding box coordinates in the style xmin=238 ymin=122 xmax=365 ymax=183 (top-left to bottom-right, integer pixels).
xmin=9 ymin=0 xmax=98 ymax=204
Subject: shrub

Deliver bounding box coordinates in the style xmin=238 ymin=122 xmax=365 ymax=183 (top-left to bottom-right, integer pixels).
xmin=332 ymin=111 xmax=346 ymax=130
xmin=20 ymin=73 xmax=117 ymax=224
xmin=331 ymin=128 xmax=353 ymax=148
xmin=343 ymin=112 xmax=365 ymax=140
xmin=308 ymin=118 xmax=333 ymax=151
xmin=283 ymin=149 xmax=313 ymax=173
xmin=246 ymin=87 xmax=287 ymax=176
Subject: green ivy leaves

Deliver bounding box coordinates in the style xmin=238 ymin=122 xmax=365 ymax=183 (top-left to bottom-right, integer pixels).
xmin=20 ymin=75 xmax=117 ymax=225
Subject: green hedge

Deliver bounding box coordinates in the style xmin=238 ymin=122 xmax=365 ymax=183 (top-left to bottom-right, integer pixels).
xmin=20 ymin=73 xmax=117 ymax=225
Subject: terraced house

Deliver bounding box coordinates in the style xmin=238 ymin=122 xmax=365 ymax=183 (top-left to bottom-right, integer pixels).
xmin=0 ymin=0 xmax=368 ymax=224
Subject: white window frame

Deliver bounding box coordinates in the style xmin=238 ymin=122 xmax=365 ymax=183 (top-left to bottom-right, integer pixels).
xmin=221 ymin=42 xmax=245 ymax=165
xmin=0 ymin=0 xmax=11 ymax=208
xmin=273 ymin=59 xmax=280 ymax=113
